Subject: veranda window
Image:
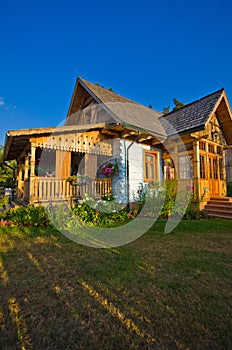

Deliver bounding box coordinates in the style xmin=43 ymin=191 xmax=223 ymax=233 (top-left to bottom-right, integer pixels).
xmin=178 ymin=155 xmax=192 ymax=179
xmin=200 ymin=155 xmax=206 ymax=179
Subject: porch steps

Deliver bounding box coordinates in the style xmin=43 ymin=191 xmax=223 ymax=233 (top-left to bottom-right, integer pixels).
xmin=204 ymin=197 xmax=232 ymax=219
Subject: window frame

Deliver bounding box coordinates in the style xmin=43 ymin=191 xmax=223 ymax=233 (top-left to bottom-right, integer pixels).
xmin=144 ymin=150 xmax=158 ymax=182
xmin=178 ymin=154 xmax=192 ymax=180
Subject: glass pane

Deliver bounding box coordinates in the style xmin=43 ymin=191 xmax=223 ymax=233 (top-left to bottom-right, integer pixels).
xmin=209 ymin=158 xmax=213 ymax=179
xmin=150 ymin=164 xmax=154 ymax=179
xmin=145 ymin=164 xmax=149 ymax=178
xmin=146 ymin=154 xmax=154 ymax=162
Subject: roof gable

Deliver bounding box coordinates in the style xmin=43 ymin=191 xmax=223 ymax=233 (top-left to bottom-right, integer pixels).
xmin=66 ymin=78 xmax=166 ymax=139
xmin=160 ymin=88 xmax=232 ymax=145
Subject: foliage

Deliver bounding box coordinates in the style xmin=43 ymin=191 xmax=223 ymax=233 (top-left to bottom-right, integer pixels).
xmin=73 ymin=194 xmax=134 ymax=226
xmin=0 ymin=195 xmax=10 ymax=208
xmin=0 ymin=145 xmax=17 ymax=186
xmin=135 ymin=180 xmax=205 ymax=220
xmin=162 ymin=106 xmax=170 ymax=114
xmin=0 ymin=205 xmax=49 ymax=227
xmin=172 ymin=98 xmax=185 ymax=111
xmin=67 ymin=173 xmax=90 ymax=184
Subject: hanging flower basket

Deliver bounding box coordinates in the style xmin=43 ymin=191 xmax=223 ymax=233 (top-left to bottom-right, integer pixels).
xmin=100 ymin=161 xmax=119 ymax=177
xmin=67 ymin=174 xmax=90 ymax=185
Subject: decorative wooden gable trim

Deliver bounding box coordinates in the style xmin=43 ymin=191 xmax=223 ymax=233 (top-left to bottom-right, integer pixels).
xmin=30 ymin=130 xmax=112 ymax=156
xmin=206 ymin=92 xmax=232 ymax=145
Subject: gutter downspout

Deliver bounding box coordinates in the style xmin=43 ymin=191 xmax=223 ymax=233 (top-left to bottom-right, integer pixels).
xmin=126 ymin=132 xmax=140 ymax=206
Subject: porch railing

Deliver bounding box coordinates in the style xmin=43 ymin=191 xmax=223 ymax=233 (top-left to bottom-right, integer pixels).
xmin=31 ymin=177 xmax=112 ymax=202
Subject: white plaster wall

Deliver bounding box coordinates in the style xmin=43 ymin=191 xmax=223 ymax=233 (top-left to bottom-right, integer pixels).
xmin=110 ymin=138 xmax=162 ymax=203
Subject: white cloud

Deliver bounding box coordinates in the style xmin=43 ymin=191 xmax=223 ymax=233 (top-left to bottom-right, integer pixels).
xmin=0 ymin=97 xmax=4 ymax=107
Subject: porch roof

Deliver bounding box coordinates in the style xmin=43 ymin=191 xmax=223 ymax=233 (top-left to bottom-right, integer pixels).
xmin=4 ymin=123 xmax=108 ymax=161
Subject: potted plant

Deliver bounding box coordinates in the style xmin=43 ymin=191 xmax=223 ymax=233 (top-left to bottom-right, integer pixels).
xmin=100 ymin=161 xmax=119 ymax=177
xmin=67 ymin=174 xmax=90 ymax=185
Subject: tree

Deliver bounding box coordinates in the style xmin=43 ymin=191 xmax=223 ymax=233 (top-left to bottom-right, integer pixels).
xmin=162 ymin=106 xmax=170 ymax=114
xmin=172 ymin=98 xmax=185 ymax=111
xmin=0 ymin=145 xmax=17 ymax=186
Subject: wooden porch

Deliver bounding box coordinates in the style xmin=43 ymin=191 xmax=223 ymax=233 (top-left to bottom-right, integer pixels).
xmin=21 ymin=177 xmax=112 ymax=205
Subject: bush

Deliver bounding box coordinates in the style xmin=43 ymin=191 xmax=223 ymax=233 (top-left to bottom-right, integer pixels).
xmin=73 ymin=194 xmax=133 ymax=227
xmin=1 ymin=205 xmax=49 ymax=227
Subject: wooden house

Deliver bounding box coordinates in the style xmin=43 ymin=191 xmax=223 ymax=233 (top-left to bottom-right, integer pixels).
xmin=3 ymin=78 xmax=232 ymax=210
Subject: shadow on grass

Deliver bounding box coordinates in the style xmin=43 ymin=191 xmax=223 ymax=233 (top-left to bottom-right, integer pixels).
xmin=0 ymin=220 xmax=231 ymax=349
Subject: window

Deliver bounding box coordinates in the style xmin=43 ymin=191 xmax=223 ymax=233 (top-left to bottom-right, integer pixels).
xmin=213 ymin=159 xmax=218 ymax=179
xmin=217 ymin=146 xmax=223 ymax=155
xmin=219 ymin=159 xmax=224 ymax=180
xmin=200 ymin=155 xmax=206 ymax=179
xmin=199 ymin=141 xmax=206 ymax=151
xmin=163 ymin=158 xmax=175 ymax=180
xmin=208 ymin=143 xmax=215 ymax=154
xmin=144 ymin=151 xmax=157 ymax=182
xmin=178 ymin=155 xmax=192 ymax=179
xmin=209 ymin=158 xmax=213 ymax=179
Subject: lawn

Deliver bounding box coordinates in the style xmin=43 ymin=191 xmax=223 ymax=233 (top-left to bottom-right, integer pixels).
xmin=0 ymin=219 xmax=231 ymax=349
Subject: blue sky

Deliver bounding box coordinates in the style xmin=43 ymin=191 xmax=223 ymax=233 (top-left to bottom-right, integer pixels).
xmin=1 ymin=0 xmax=232 ymax=145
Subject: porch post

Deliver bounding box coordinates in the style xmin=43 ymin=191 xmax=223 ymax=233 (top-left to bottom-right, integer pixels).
xmin=193 ymin=140 xmax=200 ymax=201
xmin=29 ymin=142 xmax=36 ymax=204
xmin=17 ymin=158 xmax=23 ymax=199
xmin=24 ymin=154 xmax=29 ymax=180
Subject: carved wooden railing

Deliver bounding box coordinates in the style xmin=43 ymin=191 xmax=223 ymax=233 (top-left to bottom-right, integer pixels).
xmin=31 ymin=177 xmax=112 ymax=202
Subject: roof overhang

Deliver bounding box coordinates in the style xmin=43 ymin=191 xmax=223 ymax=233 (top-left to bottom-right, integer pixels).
xmin=4 ymin=121 xmax=166 ymax=161
xmin=4 ymin=123 xmax=108 ymax=161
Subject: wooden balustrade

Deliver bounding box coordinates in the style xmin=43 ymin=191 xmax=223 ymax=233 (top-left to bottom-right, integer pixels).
xmin=31 ymin=177 xmax=112 ymax=203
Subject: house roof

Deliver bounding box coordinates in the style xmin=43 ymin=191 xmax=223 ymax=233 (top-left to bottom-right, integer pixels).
xmin=66 ymin=78 xmax=167 ymax=139
xmin=160 ymin=88 xmax=232 ymax=145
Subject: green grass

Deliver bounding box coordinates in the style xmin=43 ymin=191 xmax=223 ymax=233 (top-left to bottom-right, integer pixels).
xmin=0 ymin=219 xmax=232 ymax=349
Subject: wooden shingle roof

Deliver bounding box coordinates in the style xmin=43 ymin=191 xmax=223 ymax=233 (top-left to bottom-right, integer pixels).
xmin=67 ymin=78 xmax=167 ymax=139
xmin=160 ymin=89 xmax=225 ymax=136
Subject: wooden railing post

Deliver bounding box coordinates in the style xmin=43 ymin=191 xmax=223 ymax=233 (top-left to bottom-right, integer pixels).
xmin=29 ymin=142 xmax=36 ymax=204
xmin=193 ymin=140 xmax=200 ymax=201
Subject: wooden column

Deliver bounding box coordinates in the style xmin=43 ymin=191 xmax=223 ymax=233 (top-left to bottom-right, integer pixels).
xmin=56 ymin=150 xmax=71 ymax=179
xmin=193 ymin=140 xmax=200 ymax=201
xmin=17 ymin=159 xmax=23 ymax=199
xmin=85 ymin=154 xmax=97 ymax=179
xmin=29 ymin=143 xmax=36 ymax=204
xmin=24 ymin=155 xmax=29 ymax=180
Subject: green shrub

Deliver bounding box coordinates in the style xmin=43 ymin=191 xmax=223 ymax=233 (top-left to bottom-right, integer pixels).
xmin=2 ymin=205 xmax=49 ymax=227
xmin=73 ymin=194 xmax=132 ymax=227
xmin=0 ymin=195 xmax=9 ymax=208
